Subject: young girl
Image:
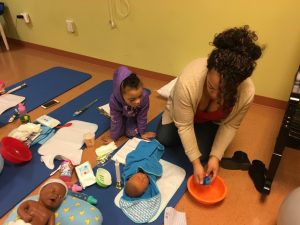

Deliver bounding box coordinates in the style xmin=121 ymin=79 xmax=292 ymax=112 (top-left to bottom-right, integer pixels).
xmin=106 ymin=66 xmax=155 ymax=143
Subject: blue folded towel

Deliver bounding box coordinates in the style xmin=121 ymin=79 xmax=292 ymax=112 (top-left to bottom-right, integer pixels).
xmin=31 ymin=125 xmax=55 ymax=146
xmin=120 ymin=139 xmax=165 ymax=223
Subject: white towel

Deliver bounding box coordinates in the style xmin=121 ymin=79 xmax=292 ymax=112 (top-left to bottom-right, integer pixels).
xmin=164 ymin=207 xmax=187 ymax=225
xmin=0 ymin=94 xmax=25 ymax=115
xmin=38 ymin=120 xmax=98 ymax=169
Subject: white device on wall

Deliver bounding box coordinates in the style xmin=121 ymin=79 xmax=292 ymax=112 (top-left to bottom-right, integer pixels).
xmin=66 ymin=19 xmax=75 ymax=33
xmin=20 ymin=13 xmax=30 ymax=23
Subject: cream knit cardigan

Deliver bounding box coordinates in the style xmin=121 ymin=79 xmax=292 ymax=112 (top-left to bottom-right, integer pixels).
xmin=162 ymin=58 xmax=255 ymax=162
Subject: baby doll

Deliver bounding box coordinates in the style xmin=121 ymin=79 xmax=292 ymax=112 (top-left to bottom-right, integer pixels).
xmin=119 ymin=139 xmax=164 ymax=223
xmin=125 ymin=171 xmax=150 ymax=197
xmin=16 ymin=179 xmax=68 ymax=225
xmin=122 ymin=139 xmax=164 ymax=198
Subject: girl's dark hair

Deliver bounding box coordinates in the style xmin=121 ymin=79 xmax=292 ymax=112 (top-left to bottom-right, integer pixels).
xmin=121 ymin=73 xmax=142 ymax=93
xmin=207 ymin=25 xmax=262 ymax=111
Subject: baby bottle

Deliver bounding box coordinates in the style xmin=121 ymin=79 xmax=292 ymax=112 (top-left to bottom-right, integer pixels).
xmin=60 ymin=160 xmax=74 ymax=184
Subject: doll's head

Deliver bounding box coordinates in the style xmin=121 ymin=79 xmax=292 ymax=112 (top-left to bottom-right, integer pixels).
xmin=125 ymin=172 xmax=149 ymax=198
xmin=39 ymin=179 xmax=68 ymax=210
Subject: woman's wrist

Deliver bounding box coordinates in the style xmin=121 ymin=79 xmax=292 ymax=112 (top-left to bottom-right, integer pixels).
xmin=192 ymin=158 xmax=201 ymax=167
xmin=209 ymin=155 xmax=220 ymax=161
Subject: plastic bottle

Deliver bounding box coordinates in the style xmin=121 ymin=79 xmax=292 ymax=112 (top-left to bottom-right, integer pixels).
xmin=60 ymin=160 xmax=73 ymax=184
xmin=18 ymin=103 xmax=31 ymax=123
xmin=68 ymin=191 xmax=98 ymax=205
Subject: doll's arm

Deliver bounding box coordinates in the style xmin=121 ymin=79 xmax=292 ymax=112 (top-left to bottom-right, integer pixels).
xmin=47 ymin=213 xmax=55 ymax=225
xmin=17 ymin=201 xmax=33 ymax=223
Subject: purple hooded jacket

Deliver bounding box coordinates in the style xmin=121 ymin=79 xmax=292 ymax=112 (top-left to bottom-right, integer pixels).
xmin=109 ymin=66 xmax=150 ymax=141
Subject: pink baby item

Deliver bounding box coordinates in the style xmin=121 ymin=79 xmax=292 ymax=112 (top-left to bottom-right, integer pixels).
xmin=0 ymin=80 xmax=5 ymax=94
xmin=60 ymin=160 xmax=73 ymax=183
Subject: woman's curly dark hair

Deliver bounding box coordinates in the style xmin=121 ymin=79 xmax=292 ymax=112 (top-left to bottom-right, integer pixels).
xmin=207 ymin=25 xmax=262 ymax=112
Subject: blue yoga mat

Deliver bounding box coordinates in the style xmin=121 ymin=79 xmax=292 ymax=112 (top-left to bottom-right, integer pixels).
xmin=0 ymin=80 xmax=115 ymax=218
xmin=0 ymin=67 xmax=91 ymax=127
xmin=84 ymin=114 xmax=193 ymax=225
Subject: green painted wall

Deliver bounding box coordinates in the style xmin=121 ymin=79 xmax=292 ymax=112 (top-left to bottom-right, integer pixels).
xmin=2 ymin=0 xmax=300 ymax=101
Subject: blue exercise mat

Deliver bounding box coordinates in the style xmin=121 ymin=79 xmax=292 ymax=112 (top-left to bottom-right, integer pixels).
xmin=84 ymin=114 xmax=193 ymax=225
xmin=0 ymin=80 xmax=114 ymax=218
xmin=0 ymin=67 xmax=91 ymax=127
xmin=48 ymin=80 xmax=113 ymax=137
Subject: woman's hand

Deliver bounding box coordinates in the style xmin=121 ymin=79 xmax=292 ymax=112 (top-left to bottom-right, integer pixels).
xmin=206 ymin=155 xmax=220 ymax=182
xmin=141 ymin=132 xmax=156 ymax=140
xmin=192 ymin=159 xmax=205 ymax=184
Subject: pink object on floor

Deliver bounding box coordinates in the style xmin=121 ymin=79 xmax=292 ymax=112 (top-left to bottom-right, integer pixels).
xmin=60 ymin=160 xmax=73 ymax=183
xmin=71 ymin=184 xmax=83 ymax=192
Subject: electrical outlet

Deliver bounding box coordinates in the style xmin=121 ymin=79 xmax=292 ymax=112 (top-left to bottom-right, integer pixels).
xmin=66 ymin=19 xmax=75 ymax=33
xmin=21 ymin=13 xmax=30 ymax=23
xmin=16 ymin=12 xmax=30 ymax=23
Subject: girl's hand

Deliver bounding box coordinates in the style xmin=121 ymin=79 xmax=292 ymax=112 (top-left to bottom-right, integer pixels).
xmin=101 ymin=136 xmax=114 ymax=145
xmin=141 ymin=132 xmax=156 ymax=140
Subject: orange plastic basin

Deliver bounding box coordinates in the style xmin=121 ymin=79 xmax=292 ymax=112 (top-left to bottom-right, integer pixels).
xmin=187 ymin=175 xmax=227 ymax=205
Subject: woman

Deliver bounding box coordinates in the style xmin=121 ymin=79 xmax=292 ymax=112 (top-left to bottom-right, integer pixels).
xmin=156 ymin=25 xmax=263 ymax=184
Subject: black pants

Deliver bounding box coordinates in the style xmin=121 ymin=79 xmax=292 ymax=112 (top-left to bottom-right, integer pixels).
xmin=156 ymin=118 xmax=219 ymax=162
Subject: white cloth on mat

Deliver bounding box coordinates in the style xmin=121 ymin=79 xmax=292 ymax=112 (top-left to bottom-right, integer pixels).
xmin=0 ymin=94 xmax=25 ymax=115
xmin=164 ymin=207 xmax=187 ymax=225
xmin=114 ymin=159 xmax=186 ymax=223
xmin=8 ymin=219 xmax=31 ymax=225
xmin=38 ymin=120 xmax=98 ymax=169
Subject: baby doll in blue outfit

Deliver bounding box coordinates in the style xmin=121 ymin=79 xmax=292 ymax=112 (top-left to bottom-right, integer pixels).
xmin=120 ymin=139 xmax=164 ymax=223
xmin=125 ymin=170 xmax=150 ymax=197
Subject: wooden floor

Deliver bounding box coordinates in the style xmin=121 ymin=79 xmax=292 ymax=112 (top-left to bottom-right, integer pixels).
xmin=1 ymin=43 xmax=300 ymax=225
